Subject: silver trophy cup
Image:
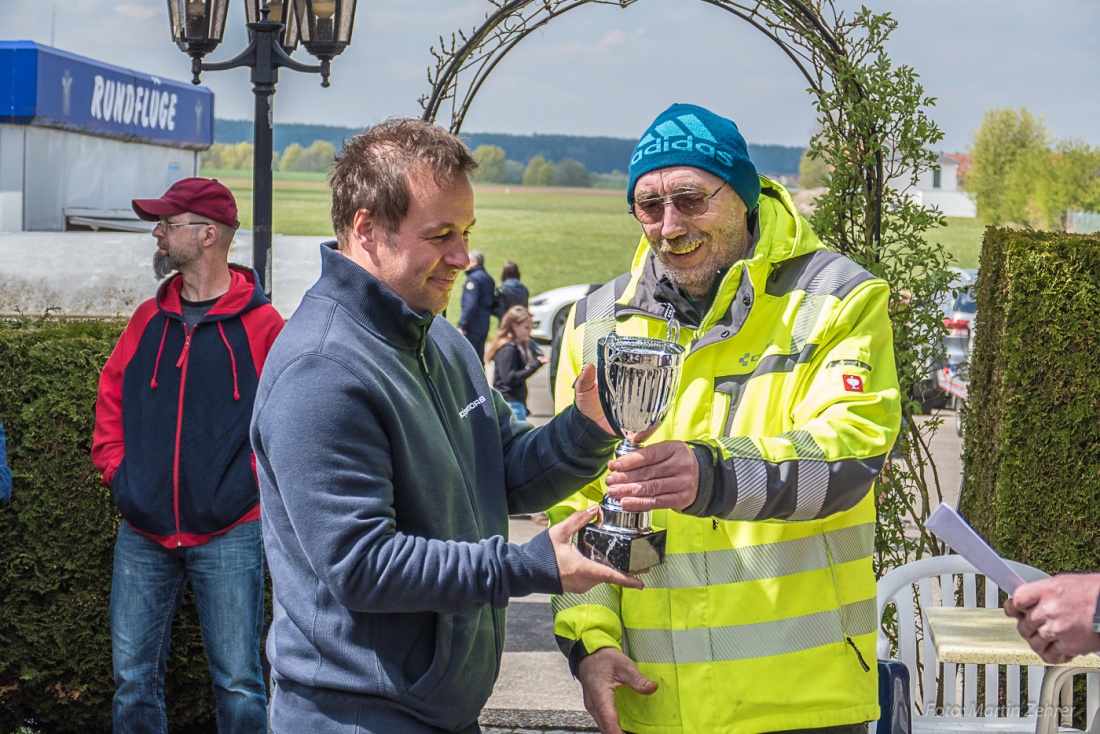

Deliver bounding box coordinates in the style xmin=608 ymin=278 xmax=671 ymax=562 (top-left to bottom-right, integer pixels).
xmin=578 ymin=333 xmax=685 ymax=573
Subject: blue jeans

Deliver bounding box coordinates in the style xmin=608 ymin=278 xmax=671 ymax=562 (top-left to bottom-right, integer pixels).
xmin=110 ymin=520 xmax=267 ymax=734
xmin=506 ymin=401 xmax=528 ymax=421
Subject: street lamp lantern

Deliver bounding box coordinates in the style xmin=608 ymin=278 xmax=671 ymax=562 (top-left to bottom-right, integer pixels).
xmin=245 ymin=0 xmax=301 ymax=54
xmin=164 ymin=0 xmax=358 ymax=295
xmin=168 ymin=0 xmax=230 ymax=58
xmin=297 ymin=0 xmax=356 ymax=85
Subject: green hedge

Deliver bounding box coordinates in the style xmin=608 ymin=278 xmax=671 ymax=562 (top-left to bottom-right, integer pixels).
xmin=0 ymin=319 xmax=216 ymax=733
xmin=962 ymin=228 xmax=1100 ymax=572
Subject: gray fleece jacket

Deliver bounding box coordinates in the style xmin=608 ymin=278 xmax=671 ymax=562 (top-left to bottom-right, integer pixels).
xmin=251 ymin=242 xmax=617 ymax=732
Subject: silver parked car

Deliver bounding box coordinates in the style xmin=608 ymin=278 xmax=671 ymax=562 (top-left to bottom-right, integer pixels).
xmin=939 ymin=267 xmax=977 ymax=371
xmin=913 ymin=267 xmax=977 ymax=412
xmin=528 ymin=283 xmax=602 ymax=343
xmin=527 ymin=282 xmax=604 ymax=400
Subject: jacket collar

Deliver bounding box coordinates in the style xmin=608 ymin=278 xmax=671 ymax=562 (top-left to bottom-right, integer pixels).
xmin=311 ymin=241 xmax=434 ymax=350
xmin=155 ymin=264 xmax=269 ymax=322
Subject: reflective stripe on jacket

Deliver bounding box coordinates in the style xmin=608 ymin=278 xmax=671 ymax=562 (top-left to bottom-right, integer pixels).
xmin=550 ymin=177 xmax=901 ymax=733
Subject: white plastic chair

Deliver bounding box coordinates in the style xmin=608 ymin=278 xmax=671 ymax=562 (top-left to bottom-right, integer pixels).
xmin=874 ymin=554 xmax=1097 ymax=733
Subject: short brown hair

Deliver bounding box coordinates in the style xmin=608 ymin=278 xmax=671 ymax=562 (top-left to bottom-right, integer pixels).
xmin=329 ymin=118 xmax=477 ymax=247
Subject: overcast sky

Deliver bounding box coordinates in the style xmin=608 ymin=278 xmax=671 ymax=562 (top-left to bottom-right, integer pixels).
xmin=6 ymin=0 xmax=1098 ymax=153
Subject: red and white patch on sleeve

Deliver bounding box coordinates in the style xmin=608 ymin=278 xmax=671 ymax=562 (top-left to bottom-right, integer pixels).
xmin=843 ymin=374 xmax=864 ymax=392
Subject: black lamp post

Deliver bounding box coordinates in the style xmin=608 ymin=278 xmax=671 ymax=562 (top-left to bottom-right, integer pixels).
xmin=167 ymin=0 xmax=357 ymax=295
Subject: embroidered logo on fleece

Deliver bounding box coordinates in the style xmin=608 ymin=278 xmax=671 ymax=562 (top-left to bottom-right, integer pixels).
xmin=843 ymin=374 xmax=864 ymax=392
xmin=459 ymin=395 xmax=487 ymax=419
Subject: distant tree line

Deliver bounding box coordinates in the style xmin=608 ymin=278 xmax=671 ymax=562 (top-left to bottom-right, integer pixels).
xmin=470 ymin=145 xmax=599 ymax=188
xmin=213 ymin=119 xmax=804 ymax=177
xmin=967 ymin=108 xmax=1100 ymax=230
xmin=214 ymin=119 xmax=352 ymax=160
xmin=202 ymin=140 xmax=336 ymax=173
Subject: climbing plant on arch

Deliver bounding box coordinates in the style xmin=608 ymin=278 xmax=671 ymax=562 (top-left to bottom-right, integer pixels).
xmin=421 ymin=0 xmax=957 ymax=579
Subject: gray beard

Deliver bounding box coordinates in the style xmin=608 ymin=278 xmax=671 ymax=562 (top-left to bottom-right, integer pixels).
xmin=649 ymin=214 xmax=748 ymax=299
xmin=153 ymin=250 xmax=175 ymax=280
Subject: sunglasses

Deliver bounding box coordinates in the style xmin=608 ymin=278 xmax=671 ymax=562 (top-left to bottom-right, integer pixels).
xmin=156 ymin=219 xmax=211 ymax=229
xmin=630 ymin=181 xmax=727 ymax=224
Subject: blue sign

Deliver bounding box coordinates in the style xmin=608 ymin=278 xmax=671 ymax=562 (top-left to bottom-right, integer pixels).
xmin=0 ymin=41 xmax=214 ymax=150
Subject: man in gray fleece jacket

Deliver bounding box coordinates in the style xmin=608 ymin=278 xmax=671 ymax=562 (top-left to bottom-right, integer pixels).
xmin=251 ymin=119 xmax=674 ymax=733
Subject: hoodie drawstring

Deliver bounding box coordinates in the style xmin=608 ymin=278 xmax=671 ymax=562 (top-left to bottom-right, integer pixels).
xmin=150 ymin=320 xmax=170 ymax=389
xmin=217 ymin=322 xmax=241 ymax=401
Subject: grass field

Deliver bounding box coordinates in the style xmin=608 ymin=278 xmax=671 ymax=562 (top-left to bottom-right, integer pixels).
xmin=206 ymin=170 xmax=643 ymax=320
xmin=922 ymin=216 xmax=984 ymax=268
xmin=205 ymin=170 xmax=985 ymax=320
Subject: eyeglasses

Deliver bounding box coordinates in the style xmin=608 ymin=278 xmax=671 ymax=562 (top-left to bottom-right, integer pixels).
xmin=630 ymin=181 xmax=727 ymax=224
xmin=156 ymin=219 xmax=211 ymax=229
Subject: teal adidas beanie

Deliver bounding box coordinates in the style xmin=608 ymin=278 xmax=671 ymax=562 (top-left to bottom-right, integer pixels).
xmin=627 ymin=103 xmax=760 ymax=213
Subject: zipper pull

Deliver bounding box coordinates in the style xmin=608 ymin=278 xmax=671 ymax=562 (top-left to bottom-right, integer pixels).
xmin=176 ymin=332 xmax=192 ymax=368
xmin=846 ymin=636 xmax=870 ymax=672
xmin=664 ymin=310 xmax=681 ymax=344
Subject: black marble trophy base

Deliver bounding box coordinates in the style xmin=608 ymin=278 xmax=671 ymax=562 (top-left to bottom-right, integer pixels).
xmin=578 ymin=524 xmax=666 ymax=574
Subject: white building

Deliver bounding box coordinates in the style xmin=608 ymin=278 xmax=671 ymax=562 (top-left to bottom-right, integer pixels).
xmin=909 ymin=153 xmax=976 ymax=218
xmin=0 ymin=41 xmax=213 ymax=233
xmin=0 ymin=42 xmax=238 ymax=318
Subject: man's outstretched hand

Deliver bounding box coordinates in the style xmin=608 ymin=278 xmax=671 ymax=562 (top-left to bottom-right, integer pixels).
xmin=549 ymin=506 xmax=644 ymax=594
xmin=577 ymin=648 xmax=658 ymax=734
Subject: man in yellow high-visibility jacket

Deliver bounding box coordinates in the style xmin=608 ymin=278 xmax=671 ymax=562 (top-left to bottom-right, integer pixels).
xmin=551 ymin=103 xmax=901 ymax=734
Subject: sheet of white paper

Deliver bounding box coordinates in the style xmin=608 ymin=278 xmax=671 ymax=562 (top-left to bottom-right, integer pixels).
xmin=925 ymin=504 xmax=1027 ymax=595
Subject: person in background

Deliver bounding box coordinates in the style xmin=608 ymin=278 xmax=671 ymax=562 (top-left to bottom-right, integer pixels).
xmin=459 ymin=250 xmax=495 ymax=361
xmin=495 ymin=260 xmax=530 ymax=315
xmin=486 ymin=305 xmax=548 ymax=421
xmin=92 ymin=178 xmax=283 ymax=734
xmin=0 ymin=419 xmax=11 ymax=507
xmin=1005 ymin=574 xmax=1100 ymax=664
xmin=250 ymin=118 xmax=674 ymax=734
xmin=550 ymin=103 xmax=901 ymax=734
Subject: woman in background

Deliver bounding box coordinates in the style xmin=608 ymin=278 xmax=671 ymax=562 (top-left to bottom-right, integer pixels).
xmin=486 ymin=306 xmax=547 ymax=421
xmin=494 ymin=260 xmax=529 ymax=315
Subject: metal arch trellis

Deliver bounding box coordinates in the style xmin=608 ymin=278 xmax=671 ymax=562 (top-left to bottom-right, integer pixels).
xmin=420 ymin=0 xmax=850 ymax=132
xmin=418 ymin=0 xmax=956 ymax=585
xmin=418 ymin=0 xmax=884 ymax=249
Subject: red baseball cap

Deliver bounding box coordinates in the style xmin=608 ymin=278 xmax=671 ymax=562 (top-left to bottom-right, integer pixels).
xmin=132 ymin=177 xmax=240 ymax=229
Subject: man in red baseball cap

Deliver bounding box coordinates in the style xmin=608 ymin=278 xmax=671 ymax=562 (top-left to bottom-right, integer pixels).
xmin=94 ymin=177 xmax=283 ymax=733
xmin=132 ymin=177 xmax=240 ymax=280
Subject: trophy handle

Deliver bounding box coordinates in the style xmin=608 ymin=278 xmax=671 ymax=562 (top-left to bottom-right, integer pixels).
xmin=596 ymin=334 xmax=627 ymax=442
xmin=666 ymin=319 xmax=681 ymax=344
xmin=602 ymin=333 xmax=623 ymax=366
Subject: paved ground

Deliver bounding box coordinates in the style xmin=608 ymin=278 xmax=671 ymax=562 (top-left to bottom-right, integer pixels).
xmin=0 ymin=231 xmax=323 ymax=319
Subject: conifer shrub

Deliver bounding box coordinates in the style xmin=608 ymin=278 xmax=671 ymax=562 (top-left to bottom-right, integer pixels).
xmin=962 ymin=228 xmax=1100 ymax=572
xmin=0 ymin=318 xmax=215 ymax=733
